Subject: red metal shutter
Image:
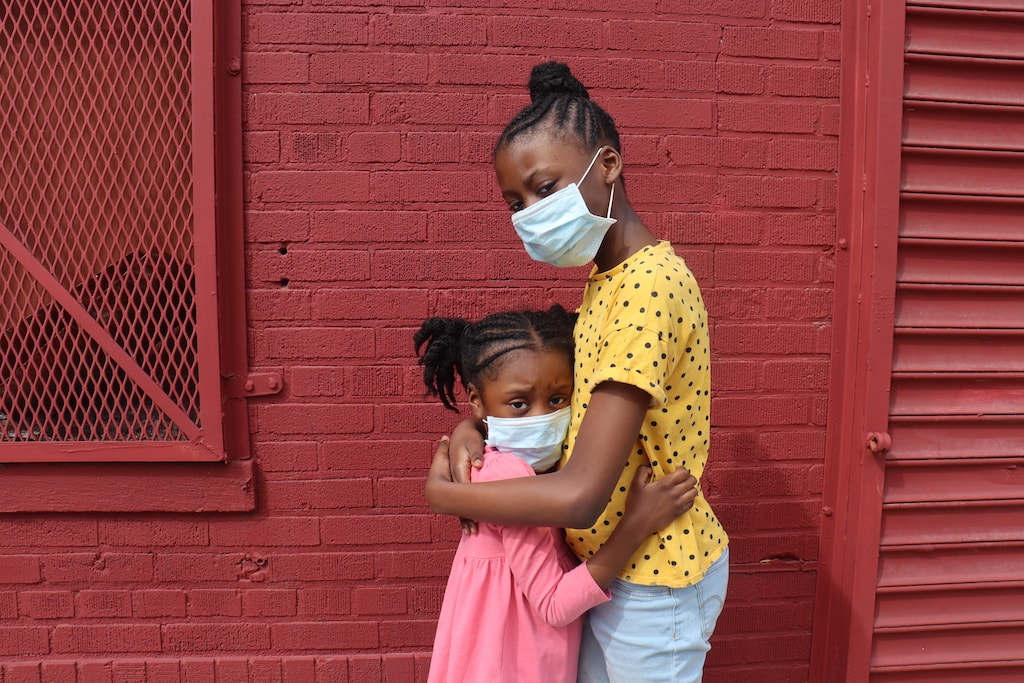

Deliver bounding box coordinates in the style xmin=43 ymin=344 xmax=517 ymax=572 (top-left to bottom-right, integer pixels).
xmin=873 ymin=3 xmax=1024 ymax=680
xmin=0 ymin=1 xmax=230 ymax=462
xmin=813 ymin=1 xmax=1024 ymax=681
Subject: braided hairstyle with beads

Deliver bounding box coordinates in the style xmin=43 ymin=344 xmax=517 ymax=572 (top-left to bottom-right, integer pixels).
xmin=495 ymin=61 xmax=621 ymax=157
xmin=414 ymin=305 xmax=577 ymax=411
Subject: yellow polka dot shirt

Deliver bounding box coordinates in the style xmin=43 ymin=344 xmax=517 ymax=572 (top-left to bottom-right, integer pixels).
xmin=563 ymin=241 xmax=728 ymax=587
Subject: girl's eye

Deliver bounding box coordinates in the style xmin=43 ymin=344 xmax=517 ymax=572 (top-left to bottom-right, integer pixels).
xmin=537 ymin=182 xmax=555 ymax=196
xmin=550 ymin=396 xmax=567 ymax=407
xmin=509 ymin=400 xmax=528 ymax=410
xmin=508 ymin=200 xmax=524 ymax=213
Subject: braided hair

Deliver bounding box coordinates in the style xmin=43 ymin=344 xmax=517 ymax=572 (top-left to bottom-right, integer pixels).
xmin=495 ymin=61 xmax=621 ymax=156
xmin=414 ymin=305 xmax=577 ymax=411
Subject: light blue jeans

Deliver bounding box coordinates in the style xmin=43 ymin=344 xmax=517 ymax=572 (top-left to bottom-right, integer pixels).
xmin=578 ymin=547 xmax=729 ymax=683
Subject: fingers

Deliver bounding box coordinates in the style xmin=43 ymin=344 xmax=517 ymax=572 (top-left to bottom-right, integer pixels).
xmin=631 ymin=465 xmax=652 ymax=490
xmin=460 ymin=517 xmax=478 ymax=536
xmin=429 ymin=437 xmax=453 ymax=482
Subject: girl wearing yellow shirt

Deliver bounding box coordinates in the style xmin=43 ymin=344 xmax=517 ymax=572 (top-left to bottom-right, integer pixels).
xmin=425 ymin=61 xmax=729 ymax=683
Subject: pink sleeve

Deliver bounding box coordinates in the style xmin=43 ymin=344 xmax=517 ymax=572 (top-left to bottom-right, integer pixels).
xmin=475 ymin=451 xmax=610 ymax=627
xmin=501 ymin=524 xmax=611 ymax=627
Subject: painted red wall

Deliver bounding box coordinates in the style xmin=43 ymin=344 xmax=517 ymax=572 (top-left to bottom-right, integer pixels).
xmin=1 ymin=1 xmax=839 ymax=680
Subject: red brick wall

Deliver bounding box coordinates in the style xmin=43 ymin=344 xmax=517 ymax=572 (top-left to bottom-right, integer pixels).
xmin=1 ymin=1 xmax=839 ymax=680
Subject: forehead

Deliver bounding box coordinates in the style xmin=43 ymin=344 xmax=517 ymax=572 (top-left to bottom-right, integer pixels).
xmin=494 ymin=131 xmax=590 ymax=185
xmin=484 ymin=346 xmax=573 ymax=386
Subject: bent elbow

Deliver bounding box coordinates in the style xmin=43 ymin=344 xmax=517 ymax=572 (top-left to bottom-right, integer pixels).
xmin=561 ymin=489 xmax=606 ymax=529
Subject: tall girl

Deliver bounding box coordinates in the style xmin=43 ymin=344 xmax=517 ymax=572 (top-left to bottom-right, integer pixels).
xmin=416 ymin=306 xmax=697 ymax=683
xmin=425 ymin=62 xmax=730 ymax=682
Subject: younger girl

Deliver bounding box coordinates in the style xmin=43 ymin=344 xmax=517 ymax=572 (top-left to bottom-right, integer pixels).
xmin=416 ymin=306 xmax=697 ymax=683
xmin=426 ymin=62 xmax=729 ymax=682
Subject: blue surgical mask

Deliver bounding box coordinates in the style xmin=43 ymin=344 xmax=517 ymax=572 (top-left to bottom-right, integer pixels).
xmin=511 ymin=148 xmax=616 ymax=268
xmin=484 ymin=407 xmax=571 ymax=472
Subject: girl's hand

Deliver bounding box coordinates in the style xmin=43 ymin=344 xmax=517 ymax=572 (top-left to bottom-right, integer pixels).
xmin=622 ymin=465 xmax=698 ymax=535
xmin=425 ymin=434 xmax=481 ymax=535
xmin=449 ymin=418 xmax=486 ymax=483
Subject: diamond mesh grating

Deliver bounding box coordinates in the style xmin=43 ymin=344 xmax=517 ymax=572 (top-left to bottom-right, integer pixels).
xmin=0 ymin=1 xmax=199 ymax=443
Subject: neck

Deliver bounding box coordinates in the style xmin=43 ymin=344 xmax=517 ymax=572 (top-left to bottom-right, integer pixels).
xmin=593 ymin=197 xmax=656 ymax=272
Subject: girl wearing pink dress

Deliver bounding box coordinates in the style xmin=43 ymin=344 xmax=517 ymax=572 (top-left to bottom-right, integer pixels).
xmin=415 ymin=306 xmax=697 ymax=683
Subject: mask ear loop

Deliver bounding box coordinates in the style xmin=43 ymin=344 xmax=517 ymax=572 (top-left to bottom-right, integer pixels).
xmin=580 ymin=146 xmax=616 ymax=219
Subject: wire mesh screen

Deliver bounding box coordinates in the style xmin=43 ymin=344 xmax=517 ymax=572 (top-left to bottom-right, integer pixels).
xmin=0 ymin=1 xmax=199 ymax=443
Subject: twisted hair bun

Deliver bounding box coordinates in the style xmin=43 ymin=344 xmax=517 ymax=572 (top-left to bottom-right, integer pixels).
xmin=528 ymin=61 xmax=589 ymax=102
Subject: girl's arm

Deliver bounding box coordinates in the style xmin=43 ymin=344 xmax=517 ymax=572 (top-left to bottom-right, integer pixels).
xmin=499 ymin=464 xmax=697 ymax=628
xmin=426 ymin=380 xmax=655 ymax=530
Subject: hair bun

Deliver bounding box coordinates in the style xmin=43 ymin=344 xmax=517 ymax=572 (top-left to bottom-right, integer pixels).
xmin=528 ymin=61 xmax=589 ymax=102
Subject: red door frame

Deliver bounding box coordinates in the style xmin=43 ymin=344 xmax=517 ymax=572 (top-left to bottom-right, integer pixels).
xmin=809 ymin=0 xmax=906 ymax=680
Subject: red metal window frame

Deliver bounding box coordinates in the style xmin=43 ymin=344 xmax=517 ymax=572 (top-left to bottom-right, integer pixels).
xmin=809 ymin=0 xmax=906 ymax=679
xmin=0 ymin=1 xmax=252 ymax=511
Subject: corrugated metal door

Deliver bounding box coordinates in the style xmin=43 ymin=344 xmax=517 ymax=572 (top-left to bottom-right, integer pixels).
xmin=813 ymin=1 xmax=1024 ymax=681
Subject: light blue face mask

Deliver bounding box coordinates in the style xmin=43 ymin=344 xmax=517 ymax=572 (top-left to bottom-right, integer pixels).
xmin=511 ymin=147 xmax=616 ymax=268
xmin=484 ymin=406 xmax=571 ymax=472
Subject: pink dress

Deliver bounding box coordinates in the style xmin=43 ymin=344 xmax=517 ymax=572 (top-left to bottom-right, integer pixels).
xmin=427 ymin=447 xmax=611 ymax=683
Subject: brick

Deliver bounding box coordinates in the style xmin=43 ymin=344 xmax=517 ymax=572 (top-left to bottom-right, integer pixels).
xmin=251 ymin=13 xmax=367 ymax=45
xmin=253 ymin=171 xmax=371 ymax=204
xmin=43 ymin=553 xmax=153 ymax=583
xmin=715 ymin=249 xmax=817 ymax=283
xmin=254 ymin=93 xmax=370 ymax=125
xmin=373 ymin=249 xmax=491 ymax=282
xmin=760 ymin=430 xmax=827 ymax=460
xmin=214 ymin=659 xmax=249 ymax=681
xmin=321 ymin=439 xmax=433 ymax=473
xmin=352 ymin=588 xmax=407 ymax=616
xmin=146 ymin=661 xmax=181 ymax=683
xmin=373 ymin=14 xmax=486 ymax=46
xmin=111 ymin=661 xmax=148 ymax=683
xmin=244 ymin=589 xmax=298 ymax=617
xmin=249 ymin=289 xmax=314 ymax=321
xmin=208 ymin=517 xmax=320 ymax=547
xmin=18 ymin=591 xmax=74 ymax=619
xmin=312 ymin=288 xmax=429 ymax=321
xmin=717 ymin=62 xmax=765 ymax=95
xmin=272 ymin=621 xmax=378 ymax=650
xmin=315 ymin=658 xmax=350 ymax=683
xmin=137 ymin=589 xmax=188 ymax=618
xmin=627 ymin=172 xmax=715 ymax=206
xmin=249 ymin=248 xmax=369 ymax=284
xmin=289 ymin=366 xmax=348 ymax=398
xmin=374 ymin=478 xmax=424 ymax=509
xmin=245 ymin=52 xmax=309 ymax=84
xmin=282 ymin=658 xmax=317 ymax=683
xmin=246 ymin=211 xmax=311 ymax=243
xmin=255 ymin=441 xmax=320 ymax=473
xmin=771 ymin=0 xmax=840 ymax=23
xmin=181 ymin=659 xmax=215 ymax=683
xmin=606 ymin=20 xmax=718 ymax=53
xmin=163 ymin=623 xmax=271 ymax=652
xmin=763 ymin=288 xmax=833 ymax=320
xmin=372 ymin=93 xmax=487 ymax=126
xmin=255 ymin=328 xmax=375 ymax=361
xmin=156 ymin=554 xmax=246 ymax=583
xmin=427 ymin=210 xmax=511 ymax=243
xmin=371 ymin=170 xmax=490 ymax=203
xmin=665 ymin=60 xmax=716 ymax=92
xmin=379 ymin=404 xmax=462 ymax=436
xmin=376 ymin=551 xmax=454 ymax=579
xmin=41 ymin=661 xmax=77 ymax=683
xmin=0 ymin=555 xmax=40 ymax=583
xmin=276 ymin=553 xmax=374 ymax=583
xmin=350 ymin=366 xmax=404 ymax=397
xmin=312 ymin=52 xmax=428 ymax=84
xmin=347 ymin=132 xmax=402 ymax=163
xmin=187 ymin=590 xmax=242 ymax=617
xmin=434 ymin=54 xmax=554 ymax=87
xmin=76 ymin=590 xmax=132 ymax=618
xmin=0 ymin=519 xmax=97 ymax=546
xmin=403 ymin=132 xmax=460 ymax=164
xmin=0 ymin=591 xmax=16 ymax=618
xmin=262 ymin=479 xmax=374 ymax=511
xmin=98 ymin=519 xmax=208 ymax=546
xmin=51 ymin=624 xmax=160 ymax=653
xmin=604 ymin=97 xmax=714 ymax=130
xmin=78 ymin=661 xmax=114 ymax=683
xmin=714 ymin=323 xmax=819 ymax=355
xmin=322 ymin=515 xmax=432 ymax=546
xmin=379 ymin=619 xmax=437 ymax=647
xmin=258 ymin=402 xmax=374 ymax=437
xmin=298 ymin=588 xmax=352 ymax=617
xmin=490 ymin=16 xmax=602 ymax=49
xmin=764 ymin=213 xmax=834 ymax=246
xmin=768 ymin=65 xmax=840 ymax=98
xmin=719 ymin=101 xmax=819 ymax=134
xmin=716 ymin=175 xmax=818 ymax=209
xmin=245 ymin=131 xmax=282 ymax=163
xmin=721 ymin=26 xmax=820 ymax=59
xmin=311 ymin=210 xmax=427 ymax=244
xmin=283 ymin=132 xmax=341 ymax=164
xmin=4 ymin=662 xmax=42 ymax=683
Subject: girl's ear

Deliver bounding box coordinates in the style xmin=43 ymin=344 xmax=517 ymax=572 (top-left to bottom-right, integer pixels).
xmin=599 ymin=146 xmax=623 ymax=186
xmin=467 ymin=383 xmax=488 ymax=421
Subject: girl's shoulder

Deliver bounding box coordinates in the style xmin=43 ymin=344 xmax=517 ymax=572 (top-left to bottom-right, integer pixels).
xmin=470 ymin=448 xmax=537 ymax=483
